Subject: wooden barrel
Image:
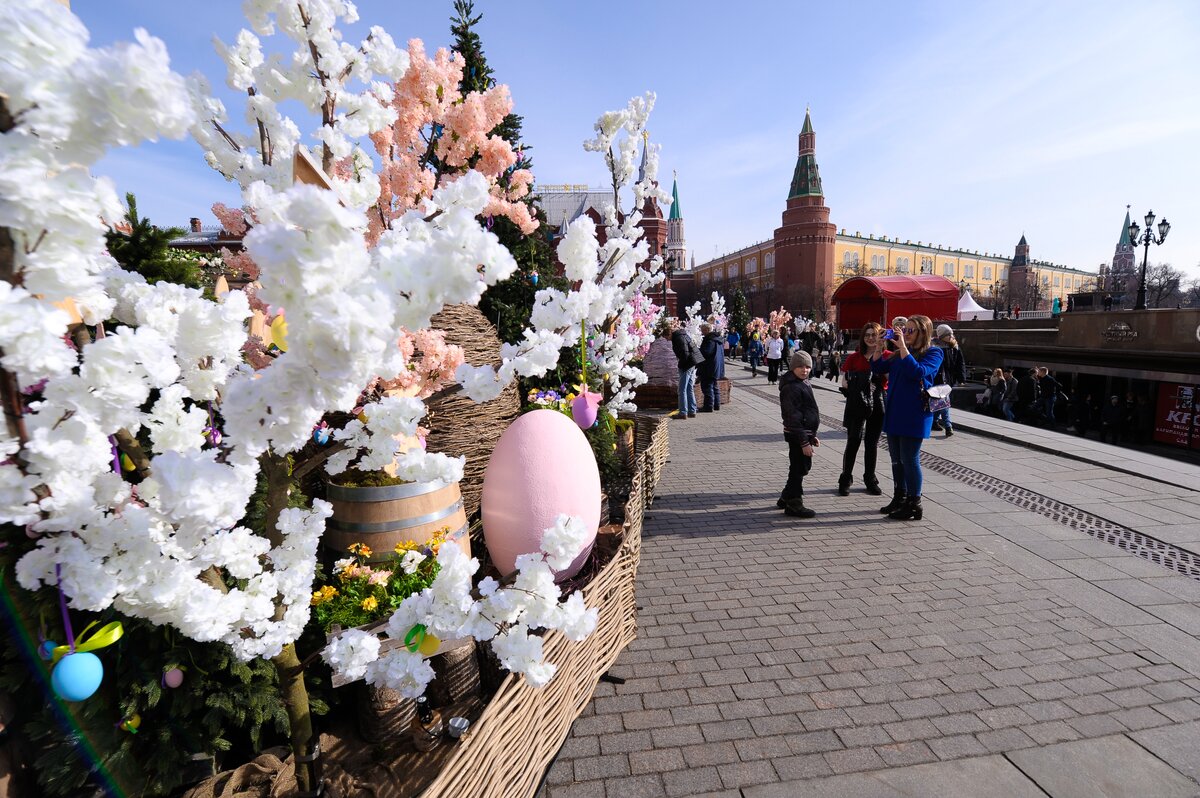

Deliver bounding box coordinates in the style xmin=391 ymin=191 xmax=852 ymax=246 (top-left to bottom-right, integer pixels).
xmin=325 ymin=480 xmax=470 ymax=564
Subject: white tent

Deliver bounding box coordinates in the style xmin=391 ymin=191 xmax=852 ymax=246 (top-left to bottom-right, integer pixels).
xmin=957 ymin=289 xmax=990 ymax=321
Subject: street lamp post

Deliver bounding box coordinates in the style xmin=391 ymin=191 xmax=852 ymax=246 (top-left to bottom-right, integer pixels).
xmin=1128 ymin=210 xmax=1171 ymax=310
xmin=660 ymin=244 xmax=675 ymax=316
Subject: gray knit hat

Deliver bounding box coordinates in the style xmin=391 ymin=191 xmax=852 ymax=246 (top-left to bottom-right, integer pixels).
xmin=790 ymin=351 xmax=812 ymax=369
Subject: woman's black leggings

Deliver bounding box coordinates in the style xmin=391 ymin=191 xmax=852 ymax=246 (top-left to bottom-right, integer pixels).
xmin=842 ymin=412 xmax=884 ymax=478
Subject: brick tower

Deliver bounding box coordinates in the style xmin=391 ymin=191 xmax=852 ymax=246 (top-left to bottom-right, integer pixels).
xmin=1007 ymin=233 xmax=1035 ymax=308
xmin=1109 ymin=206 xmax=1137 ymax=293
xmin=666 ymin=171 xmax=687 ymax=272
xmin=635 ymin=133 xmax=675 ymax=313
xmin=772 ymin=108 xmax=836 ymax=311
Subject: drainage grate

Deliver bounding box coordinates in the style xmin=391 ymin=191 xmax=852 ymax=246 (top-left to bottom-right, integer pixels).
xmin=742 ymin=382 xmax=1200 ymax=581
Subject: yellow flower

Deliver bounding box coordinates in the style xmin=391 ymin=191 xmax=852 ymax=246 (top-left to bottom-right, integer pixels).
xmin=310 ymin=585 xmax=338 ymax=605
xmin=348 ymin=542 xmax=373 ymax=558
xmin=361 ymin=596 xmax=378 ymax=611
xmin=393 ymin=539 xmax=418 ymax=554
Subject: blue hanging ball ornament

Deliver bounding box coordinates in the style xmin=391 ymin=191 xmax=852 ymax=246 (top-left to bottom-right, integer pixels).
xmin=52 ymin=652 xmax=104 ymax=702
xmin=313 ymin=426 xmax=331 ymax=445
xmin=39 ymin=640 xmax=58 ymax=661
xmin=530 ymin=271 xmax=539 ymax=286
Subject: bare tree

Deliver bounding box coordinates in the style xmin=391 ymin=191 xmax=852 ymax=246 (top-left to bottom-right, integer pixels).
xmin=1182 ymin=276 xmax=1200 ymax=309
xmin=1144 ymin=262 xmax=1185 ymax=308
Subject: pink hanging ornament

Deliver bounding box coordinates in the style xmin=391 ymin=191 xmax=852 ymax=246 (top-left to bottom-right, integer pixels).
xmin=571 ymin=385 xmax=601 ymax=430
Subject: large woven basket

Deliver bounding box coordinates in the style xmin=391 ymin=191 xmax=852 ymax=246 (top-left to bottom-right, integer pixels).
xmin=423 ymin=305 xmax=521 ymax=519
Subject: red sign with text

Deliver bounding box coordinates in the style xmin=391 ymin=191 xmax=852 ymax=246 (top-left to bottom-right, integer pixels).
xmin=1153 ymin=383 xmax=1200 ymax=450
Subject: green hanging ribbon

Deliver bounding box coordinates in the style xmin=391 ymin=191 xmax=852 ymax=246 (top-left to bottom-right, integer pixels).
xmin=580 ymin=319 xmax=588 ymax=386
xmin=404 ymin=624 xmax=426 ymax=653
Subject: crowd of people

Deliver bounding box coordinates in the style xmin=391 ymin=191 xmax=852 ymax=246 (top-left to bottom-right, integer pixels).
xmin=978 ymin=368 xmax=1156 ymax=443
xmin=670 ymin=309 xmax=1160 ymax=524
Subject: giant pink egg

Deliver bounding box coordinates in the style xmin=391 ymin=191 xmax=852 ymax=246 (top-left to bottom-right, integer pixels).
xmin=482 ymin=409 xmax=600 ymax=581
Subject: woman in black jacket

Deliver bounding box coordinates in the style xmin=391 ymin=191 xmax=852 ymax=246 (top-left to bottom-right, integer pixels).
xmin=837 ymin=322 xmax=885 ymax=496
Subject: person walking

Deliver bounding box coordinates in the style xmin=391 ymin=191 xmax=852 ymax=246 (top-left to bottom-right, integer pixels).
xmin=765 ymin=329 xmax=785 ymax=384
xmin=1036 ymin=367 xmax=1062 ymax=425
xmin=698 ymin=323 xmax=724 ymax=413
xmin=838 ymin=323 xmax=886 ymax=496
xmin=747 ymin=332 xmax=764 ymax=376
xmin=671 ymin=322 xmax=702 ymax=419
xmin=932 ymin=324 xmax=966 ymax=437
xmin=870 ymin=315 xmax=944 ymax=521
xmin=1015 ymin=368 xmax=1039 ymax=423
xmin=777 ymin=351 xmax=820 ymax=518
xmin=987 ymin=368 xmax=1007 ymax=418
xmin=1000 ymin=367 xmax=1018 ymax=422
xmin=725 ymin=328 xmax=740 ymax=361
xmin=1101 ymin=395 xmax=1123 ymax=443
xmin=828 ymin=351 xmax=842 ymax=382
xmin=1014 ymin=305 xmax=1021 ymax=320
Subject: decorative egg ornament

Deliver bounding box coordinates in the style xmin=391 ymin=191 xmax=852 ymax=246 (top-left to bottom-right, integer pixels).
xmin=481 ymin=409 xmax=600 ymax=580
xmin=570 ymin=386 xmax=602 ymax=431
xmin=163 ymin=667 xmax=185 ymax=689
xmin=119 ymin=714 xmax=141 ymax=734
xmin=38 ymin=640 xmax=58 ymax=661
xmin=51 ymin=652 xmax=104 ymax=702
xmin=529 ymin=271 xmax=539 ymax=286
xmin=269 ymin=314 xmax=288 ymax=352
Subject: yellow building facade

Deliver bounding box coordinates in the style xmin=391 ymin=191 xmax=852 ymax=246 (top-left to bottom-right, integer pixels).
xmin=695 ymin=231 xmax=1095 ymax=310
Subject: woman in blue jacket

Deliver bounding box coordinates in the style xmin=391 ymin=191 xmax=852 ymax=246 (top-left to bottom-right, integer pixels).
xmin=870 ymin=314 xmax=943 ymax=521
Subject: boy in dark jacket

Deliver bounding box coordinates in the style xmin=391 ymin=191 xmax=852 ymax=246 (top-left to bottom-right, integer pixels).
xmin=777 ymin=351 xmax=820 ymax=518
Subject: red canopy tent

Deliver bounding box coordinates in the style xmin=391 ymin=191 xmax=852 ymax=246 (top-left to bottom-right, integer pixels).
xmin=831 ymin=275 xmax=959 ymax=331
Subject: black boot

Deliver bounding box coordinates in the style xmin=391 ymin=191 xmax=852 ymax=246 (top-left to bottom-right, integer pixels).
xmin=776 ymin=496 xmax=787 ymax=509
xmin=784 ymin=499 xmax=816 ymax=519
xmin=888 ymin=496 xmax=923 ymax=521
xmin=863 ymin=475 xmax=882 ymax=496
xmin=880 ymin=490 xmax=905 ymax=514
xmin=837 ymin=473 xmax=852 ymax=496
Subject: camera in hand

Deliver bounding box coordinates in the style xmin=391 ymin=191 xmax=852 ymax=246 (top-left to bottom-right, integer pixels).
xmin=883 ymin=329 xmax=895 ymax=340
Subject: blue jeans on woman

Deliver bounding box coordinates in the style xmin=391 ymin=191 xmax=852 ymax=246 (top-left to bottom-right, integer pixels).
xmin=933 ymin=406 xmax=951 ymax=431
xmin=678 ymin=366 xmax=697 ymax=415
xmin=888 ymin=435 xmax=924 ymax=497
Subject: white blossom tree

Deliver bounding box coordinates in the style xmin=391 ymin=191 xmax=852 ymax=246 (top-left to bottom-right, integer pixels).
xmin=0 ymin=0 xmax=666 ymax=785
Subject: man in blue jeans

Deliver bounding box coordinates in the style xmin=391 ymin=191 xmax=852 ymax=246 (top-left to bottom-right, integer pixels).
xmin=670 ymin=323 xmax=700 ymax=418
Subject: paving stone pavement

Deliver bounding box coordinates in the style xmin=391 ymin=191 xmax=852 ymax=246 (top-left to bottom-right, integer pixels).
xmin=540 ymin=362 xmax=1200 ymax=797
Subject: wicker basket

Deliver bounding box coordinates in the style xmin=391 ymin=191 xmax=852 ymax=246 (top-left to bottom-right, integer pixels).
xmin=356 ymin=683 xmax=415 ymax=745
xmin=428 ymin=640 xmax=481 ymax=706
xmin=423 ymin=305 xmax=521 ymax=519
xmin=418 ymin=415 xmax=667 ymax=798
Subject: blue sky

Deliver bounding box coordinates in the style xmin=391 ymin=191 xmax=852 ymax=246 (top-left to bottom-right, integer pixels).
xmin=78 ymin=1 xmax=1200 ymax=279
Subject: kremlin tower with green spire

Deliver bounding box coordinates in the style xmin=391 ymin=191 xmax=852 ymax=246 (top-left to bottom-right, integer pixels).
xmin=666 ymin=171 xmax=687 ymax=274
xmin=772 ymin=107 xmax=836 ymax=309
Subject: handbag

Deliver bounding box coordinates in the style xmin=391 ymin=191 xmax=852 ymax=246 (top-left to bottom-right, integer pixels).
xmin=923 ymin=383 xmax=952 ymax=413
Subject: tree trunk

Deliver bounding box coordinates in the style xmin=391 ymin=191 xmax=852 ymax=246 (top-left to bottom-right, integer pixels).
xmin=272 ymin=643 xmax=315 ymax=794
xmin=261 ymin=452 xmax=318 ymax=792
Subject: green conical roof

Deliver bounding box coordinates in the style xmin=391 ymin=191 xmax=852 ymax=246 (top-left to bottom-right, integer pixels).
xmin=669 ymin=173 xmax=681 ymax=220
xmin=788 ymin=154 xmax=823 ymax=199
xmin=1118 ymin=209 xmax=1132 ymax=246
xmin=801 ymin=107 xmax=813 ymax=135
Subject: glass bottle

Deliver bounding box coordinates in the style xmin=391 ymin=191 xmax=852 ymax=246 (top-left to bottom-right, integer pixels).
xmin=410 ymin=696 xmax=443 ymax=752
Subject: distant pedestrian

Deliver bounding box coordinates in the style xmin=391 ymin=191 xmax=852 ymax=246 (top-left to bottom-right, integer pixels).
xmin=1070 ymin=392 xmax=1093 ymax=436
xmin=1014 ymin=305 xmax=1022 ymax=320
xmin=671 ymin=322 xmax=702 ymax=419
xmin=932 ymin=324 xmax=966 ymax=437
xmin=1015 ymin=368 xmax=1039 ymax=422
xmin=828 ymin=351 xmax=842 ymax=382
xmin=747 ymin=333 xmax=764 ymax=376
xmin=999 ymin=368 xmax=1018 ymax=422
xmin=1103 ymin=294 xmax=1113 ymax=311
xmin=726 ymin=328 xmax=740 ymax=360
xmin=870 ymin=315 xmax=944 ymax=521
xmin=987 ymin=368 xmax=1007 ymax=417
xmin=1101 ymin=395 xmax=1123 ymax=443
xmin=697 ymin=323 xmax=724 ymax=413
xmin=1036 ymin=367 xmax=1062 ymax=425
xmin=777 ymin=351 xmax=820 ymax=518
xmin=765 ymin=330 xmax=785 ymax=384
xmin=838 ymin=323 xmax=886 ymax=497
